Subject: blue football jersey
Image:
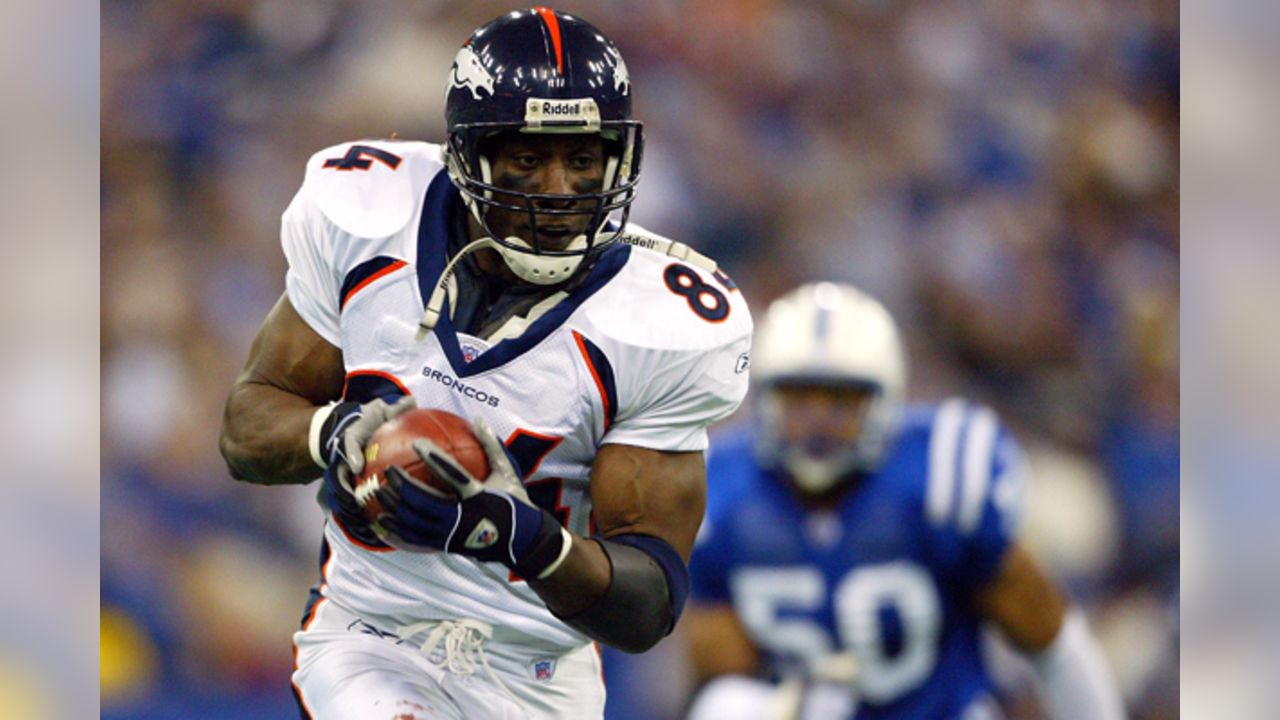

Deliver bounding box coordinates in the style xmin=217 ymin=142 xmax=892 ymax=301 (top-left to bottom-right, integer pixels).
xmin=692 ymin=399 xmax=1028 ymax=719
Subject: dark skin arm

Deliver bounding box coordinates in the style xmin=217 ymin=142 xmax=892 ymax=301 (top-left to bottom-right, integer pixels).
xmin=529 ymin=443 xmax=707 ymax=617
xmin=974 ymin=542 xmax=1068 ymax=652
xmin=219 ymin=293 xmax=345 ymax=484
xmin=224 ymin=292 xmax=699 ymax=619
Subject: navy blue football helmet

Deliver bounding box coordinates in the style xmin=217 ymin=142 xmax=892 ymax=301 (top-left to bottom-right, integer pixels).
xmin=442 ymin=8 xmax=644 ymax=284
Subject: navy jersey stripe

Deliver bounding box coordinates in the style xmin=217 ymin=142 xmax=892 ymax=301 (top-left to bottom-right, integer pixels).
xmin=573 ymin=331 xmax=618 ymax=431
xmin=414 ymin=166 xmax=633 ymax=377
xmin=339 ymin=256 xmax=407 ymax=309
xmin=318 ymin=535 xmax=331 ymax=576
xmin=298 ymin=585 xmax=324 ymax=630
xmin=291 ymin=682 xmax=315 ymax=720
xmin=435 ymin=243 xmax=632 ymax=377
xmin=414 ymin=169 xmax=456 ymax=311
xmin=343 ymin=370 xmax=411 ymax=403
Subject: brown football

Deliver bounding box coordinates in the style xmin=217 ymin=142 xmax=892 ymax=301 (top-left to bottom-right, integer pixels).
xmin=351 ymin=408 xmax=490 ymax=521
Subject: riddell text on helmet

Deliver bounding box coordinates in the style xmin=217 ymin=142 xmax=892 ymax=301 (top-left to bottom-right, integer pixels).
xmin=542 ymin=101 xmax=582 ymax=115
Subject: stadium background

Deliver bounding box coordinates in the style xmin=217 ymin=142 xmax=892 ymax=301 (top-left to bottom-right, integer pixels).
xmin=100 ymin=1 xmax=1178 ymax=717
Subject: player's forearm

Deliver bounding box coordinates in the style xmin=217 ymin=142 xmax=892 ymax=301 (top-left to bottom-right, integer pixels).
xmin=220 ymin=379 xmax=325 ymax=485
xmin=528 ymin=533 xmax=611 ymax=615
xmin=537 ymin=533 xmax=689 ymax=653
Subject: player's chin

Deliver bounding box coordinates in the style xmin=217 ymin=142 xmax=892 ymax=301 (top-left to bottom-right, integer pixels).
xmin=519 ymin=225 xmax=587 ymax=252
xmin=535 ymin=231 xmax=579 ymax=252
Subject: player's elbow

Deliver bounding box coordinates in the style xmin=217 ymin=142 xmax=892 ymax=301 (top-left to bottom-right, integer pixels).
xmin=594 ymin=601 xmax=673 ymax=654
xmin=612 ymin=627 xmax=667 ymax=654
xmin=218 ymin=395 xmax=272 ymax=484
xmin=562 ymin=535 xmax=689 ymax=654
xmin=219 ymin=424 xmax=258 ymax=483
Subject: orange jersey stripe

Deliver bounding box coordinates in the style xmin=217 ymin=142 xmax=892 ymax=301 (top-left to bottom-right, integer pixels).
xmin=340 ymin=259 xmax=406 ymax=309
xmin=342 ymin=369 xmax=412 ymax=399
xmin=572 ymin=331 xmax=611 ymax=431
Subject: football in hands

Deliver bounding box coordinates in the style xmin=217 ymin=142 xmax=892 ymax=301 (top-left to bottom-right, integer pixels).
xmin=352 ymin=408 xmax=489 ymax=520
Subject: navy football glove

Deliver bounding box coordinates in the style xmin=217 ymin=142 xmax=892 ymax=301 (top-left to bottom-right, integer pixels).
xmin=373 ymin=418 xmax=572 ymax=579
xmin=319 ymin=396 xmax=416 ymax=546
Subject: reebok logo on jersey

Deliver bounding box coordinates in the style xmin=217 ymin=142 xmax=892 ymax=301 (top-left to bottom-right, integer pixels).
xmin=465 ymin=520 xmax=500 ymax=550
xmin=421 ymin=365 xmax=501 ymax=407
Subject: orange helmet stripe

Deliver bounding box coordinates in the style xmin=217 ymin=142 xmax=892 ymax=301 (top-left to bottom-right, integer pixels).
xmin=533 ymin=7 xmax=564 ymax=74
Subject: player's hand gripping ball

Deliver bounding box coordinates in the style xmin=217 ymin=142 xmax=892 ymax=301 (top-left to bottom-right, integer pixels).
xmin=352 ymin=409 xmax=489 ymax=522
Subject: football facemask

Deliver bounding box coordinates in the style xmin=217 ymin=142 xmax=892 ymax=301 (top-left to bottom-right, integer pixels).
xmin=752 ymin=282 xmax=908 ymax=495
xmin=442 ymin=9 xmax=643 ymax=286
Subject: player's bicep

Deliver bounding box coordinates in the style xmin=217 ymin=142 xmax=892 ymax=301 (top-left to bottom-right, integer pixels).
xmin=234 ymin=292 xmax=344 ymax=403
xmin=589 ymin=443 xmax=706 ymax=559
xmin=974 ymin=543 xmax=1066 ymax=653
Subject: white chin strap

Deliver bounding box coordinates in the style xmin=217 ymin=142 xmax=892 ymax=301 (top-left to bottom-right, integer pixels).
xmin=497 ymin=233 xmax=590 ymax=285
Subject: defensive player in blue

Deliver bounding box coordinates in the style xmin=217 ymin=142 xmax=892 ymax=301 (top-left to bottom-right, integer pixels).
xmin=684 ymin=282 xmax=1124 ymax=720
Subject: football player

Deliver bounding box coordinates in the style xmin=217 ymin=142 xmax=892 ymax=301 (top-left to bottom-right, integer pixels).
xmin=685 ymin=283 xmax=1123 ymax=720
xmin=218 ymin=9 xmax=752 ymax=720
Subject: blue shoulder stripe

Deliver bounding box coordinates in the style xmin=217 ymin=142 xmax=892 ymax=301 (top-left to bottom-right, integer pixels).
xmin=342 ymin=370 xmax=411 ymax=403
xmin=340 ymin=256 xmax=407 ymax=310
xmin=573 ymin=330 xmax=618 ymax=431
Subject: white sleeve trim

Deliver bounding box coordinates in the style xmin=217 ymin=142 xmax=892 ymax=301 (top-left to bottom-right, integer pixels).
xmin=308 ymin=402 xmax=339 ymax=469
xmin=1032 ymin=608 xmax=1127 ymax=720
xmin=535 ymin=528 xmax=575 ymax=580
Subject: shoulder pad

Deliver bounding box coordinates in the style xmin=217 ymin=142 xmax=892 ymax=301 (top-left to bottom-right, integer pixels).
xmin=301 ymin=140 xmax=445 ymax=238
xmin=578 ymin=241 xmax=752 ymax=354
xmin=611 ymin=224 xmax=718 ymax=274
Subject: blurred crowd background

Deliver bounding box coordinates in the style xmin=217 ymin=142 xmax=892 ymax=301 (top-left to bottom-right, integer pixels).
xmin=100 ymin=1 xmax=1178 ymax=718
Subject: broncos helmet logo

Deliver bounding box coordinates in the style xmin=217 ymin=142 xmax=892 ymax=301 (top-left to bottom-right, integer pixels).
xmin=450 ymin=45 xmax=496 ymax=101
xmin=607 ymin=45 xmax=630 ymax=95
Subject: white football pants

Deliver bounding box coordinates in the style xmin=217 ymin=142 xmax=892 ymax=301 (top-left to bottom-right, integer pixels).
xmin=292 ymin=597 xmax=606 ymax=719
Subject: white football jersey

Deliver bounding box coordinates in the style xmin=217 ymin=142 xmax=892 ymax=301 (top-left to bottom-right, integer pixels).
xmin=281 ymin=139 xmax=753 ymax=651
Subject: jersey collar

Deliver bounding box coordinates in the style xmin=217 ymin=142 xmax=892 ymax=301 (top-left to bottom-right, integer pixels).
xmin=416 ymin=169 xmax=632 ymax=378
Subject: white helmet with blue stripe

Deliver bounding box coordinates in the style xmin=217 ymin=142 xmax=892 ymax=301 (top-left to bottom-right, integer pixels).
xmin=752 ymin=282 xmax=907 ymax=494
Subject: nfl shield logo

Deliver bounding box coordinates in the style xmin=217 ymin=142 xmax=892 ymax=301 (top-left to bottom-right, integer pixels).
xmin=531 ymin=657 xmax=557 ymax=682
xmin=464 ymin=520 xmax=500 ymax=550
